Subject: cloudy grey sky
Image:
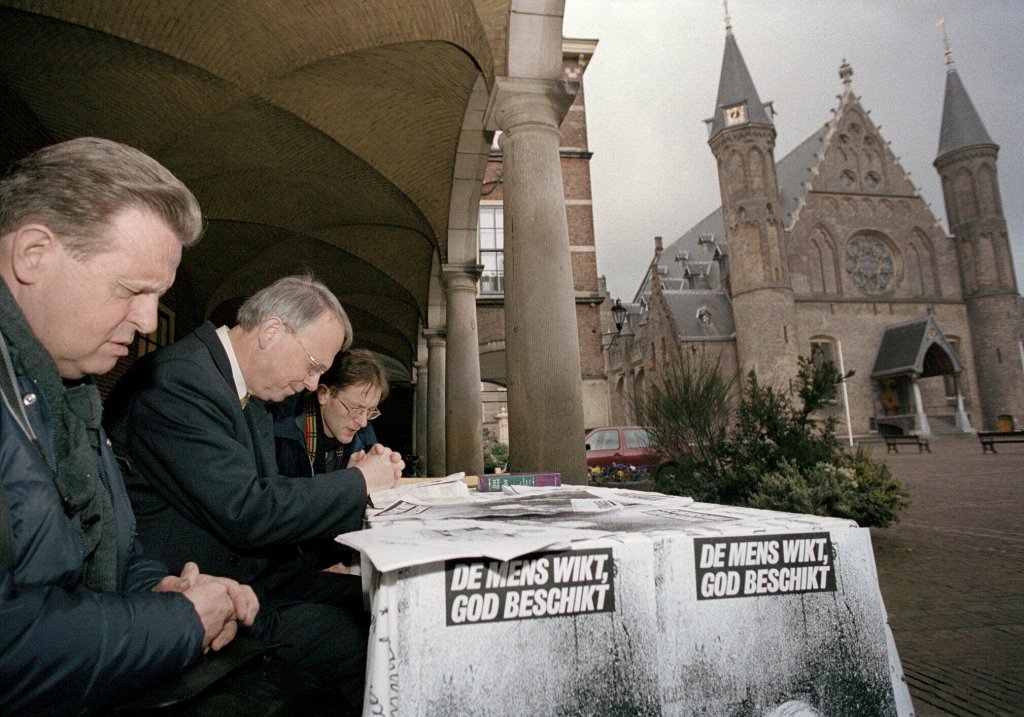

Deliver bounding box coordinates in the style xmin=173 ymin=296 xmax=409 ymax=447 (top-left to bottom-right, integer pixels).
xmin=562 ymin=0 xmax=1024 ymax=302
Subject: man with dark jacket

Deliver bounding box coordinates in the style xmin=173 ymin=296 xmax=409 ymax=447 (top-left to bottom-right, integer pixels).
xmin=105 ymin=275 xmax=404 ymax=713
xmin=0 ymin=138 xmax=258 ymax=716
xmin=274 ymin=348 xmax=394 ymax=571
xmin=274 ymin=348 xmax=390 ymax=478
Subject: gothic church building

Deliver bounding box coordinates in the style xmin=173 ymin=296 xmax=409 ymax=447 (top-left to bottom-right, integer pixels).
xmin=605 ymin=24 xmax=1024 ymax=437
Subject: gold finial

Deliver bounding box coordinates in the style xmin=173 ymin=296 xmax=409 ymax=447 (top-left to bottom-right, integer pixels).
xmin=937 ymin=18 xmax=954 ymax=65
xmin=724 ymin=0 xmax=732 ymax=30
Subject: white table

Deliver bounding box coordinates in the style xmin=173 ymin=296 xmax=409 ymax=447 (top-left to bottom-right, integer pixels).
xmin=346 ymin=490 xmax=913 ymax=716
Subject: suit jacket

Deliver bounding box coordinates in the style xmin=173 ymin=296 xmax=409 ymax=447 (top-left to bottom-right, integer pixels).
xmin=104 ymin=322 xmax=367 ymax=585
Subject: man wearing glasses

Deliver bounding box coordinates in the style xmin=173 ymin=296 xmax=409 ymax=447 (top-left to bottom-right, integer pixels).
xmin=105 ymin=274 xmax=402 ymax=715
xmin=274 ymin=348 xmax=390 ymax=477
xmin=273 ymin=348 xmax=395 ymax=573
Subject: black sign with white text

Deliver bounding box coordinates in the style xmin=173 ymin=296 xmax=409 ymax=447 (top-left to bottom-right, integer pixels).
xmin=444 ymin=547 xmax=616 ymax=626
xmin=693 ymin=532 xmax=836 ymax=600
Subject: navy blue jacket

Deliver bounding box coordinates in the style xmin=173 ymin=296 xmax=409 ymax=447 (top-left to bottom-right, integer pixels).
xmin=0 ymin=345 xmax=203 ymax=716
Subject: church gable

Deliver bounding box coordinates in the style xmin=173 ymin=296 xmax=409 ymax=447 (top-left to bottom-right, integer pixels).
xmin=808 ymin=93 xmax=917 ymax=198
xmin=787 ymin=68 xmax=956 ymax=301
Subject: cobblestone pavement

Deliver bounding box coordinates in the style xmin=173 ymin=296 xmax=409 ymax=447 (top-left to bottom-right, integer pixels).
xmin=861 ymin=434 xmax=1024 ymax=716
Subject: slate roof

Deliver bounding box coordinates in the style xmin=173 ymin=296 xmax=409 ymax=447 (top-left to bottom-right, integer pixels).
xmin=663 ymin=291 xmax=736 ymax=339
xmin=937 ymin=66 xmax=996 ymax=159
xmin=871 ymin=316 xmax=964 ymax=378
xmin=708 ymin=29 xmax=773 ymax=137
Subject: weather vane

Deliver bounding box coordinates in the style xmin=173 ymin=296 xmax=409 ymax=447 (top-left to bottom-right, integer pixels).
xmin=724 ymin=0 xmax=732 ymax=30
xmin=937 ymin=18 xmax=954 ymax=65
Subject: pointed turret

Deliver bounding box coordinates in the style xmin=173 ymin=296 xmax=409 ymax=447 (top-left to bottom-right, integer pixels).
xmin=708 ymin=27 xmax=773 ymax=138
xmin=933 ymin=31 xmax=1024 ymax=430
xmin=937 ymin=65 xmax=996 ymax=159
xmin=707 ymin=17 xmax=798 ymax=388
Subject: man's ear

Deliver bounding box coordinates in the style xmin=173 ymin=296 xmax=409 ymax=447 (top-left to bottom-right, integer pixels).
xmin=256 ymin=316 xmax=285 ymax=350
xmin=316 ymin=384 xmax=331 ymax=405
xmin=8 ymin=224 xmax=59 ymax=285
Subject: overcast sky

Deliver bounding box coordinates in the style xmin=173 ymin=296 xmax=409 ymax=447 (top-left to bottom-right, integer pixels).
xmin=562 ymin=0 xmax=1024 ymax=302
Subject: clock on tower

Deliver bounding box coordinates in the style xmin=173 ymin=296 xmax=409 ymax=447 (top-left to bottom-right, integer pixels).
xmin=724 ymin=102 xmax=747 ymax=126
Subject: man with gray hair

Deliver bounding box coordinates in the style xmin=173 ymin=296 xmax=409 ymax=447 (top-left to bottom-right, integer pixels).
xmin=106 ymin=274 xmax=403 ymax=713
xmin=0 ymin=137 xmax=259 ymax=716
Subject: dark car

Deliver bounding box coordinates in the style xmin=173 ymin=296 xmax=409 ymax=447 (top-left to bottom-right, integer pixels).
xmin=584 ymin=426 xmax=661 ymax=469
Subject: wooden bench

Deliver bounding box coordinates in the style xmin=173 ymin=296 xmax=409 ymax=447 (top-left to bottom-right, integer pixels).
xmin=883 ymin=434 xmax=931 ymax=453
xmin=977 ymin=430 xmax=1024 ymax=454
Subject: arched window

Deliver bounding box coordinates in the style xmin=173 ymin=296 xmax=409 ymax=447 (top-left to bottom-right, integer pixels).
xmin=809 ymin=337 xmax=837 ymax=369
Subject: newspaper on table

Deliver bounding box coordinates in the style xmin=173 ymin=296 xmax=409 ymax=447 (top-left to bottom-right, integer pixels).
xmin=342 ymin=484 xmax=697 ymax=572
xmin=337 ymin=518 xmax=615 ymax=572
xmin=368 ymin=472 xmax=472 ymax=508
xmin=367 ymin=487 xmax=621 ymax=523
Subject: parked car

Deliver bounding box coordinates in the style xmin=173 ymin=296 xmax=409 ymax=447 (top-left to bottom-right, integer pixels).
xmin=584 ymin=426 xmax=661 ymax=470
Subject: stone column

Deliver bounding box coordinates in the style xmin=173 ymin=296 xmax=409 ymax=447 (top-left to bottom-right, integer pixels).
xmin=912 ymin=376 xmax=932 ymax=437
xmin=414 ymin=360 xmax=429 ymax=475
xmin=442 ymin=264 xmax=484 ymax=476
xmin=424 ymin=329 xmax=446 ymax=477
xmin=953 ymin=373 xmax=973 ymax=433
xmin=485 ymin=77 xmax=588 ymax=483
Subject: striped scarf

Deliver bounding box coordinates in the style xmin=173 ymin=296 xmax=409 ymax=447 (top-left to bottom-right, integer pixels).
xmin=303 ymin=394 xmax=340 ymax=472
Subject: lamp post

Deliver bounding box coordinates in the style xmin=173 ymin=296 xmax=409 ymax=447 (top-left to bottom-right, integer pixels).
xmin=611 ymin=298 xmax=627 ymax=333
xmin=602 ymin=298 xmax=629 ymax=351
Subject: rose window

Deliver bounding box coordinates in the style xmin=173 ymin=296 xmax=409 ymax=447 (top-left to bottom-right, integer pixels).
xmin=845 ymin=236 xmax=894 ymax=292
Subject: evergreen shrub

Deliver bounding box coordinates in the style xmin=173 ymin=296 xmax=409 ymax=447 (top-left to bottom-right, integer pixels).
xmin=634 ymin=350 xmax=909 ymax=528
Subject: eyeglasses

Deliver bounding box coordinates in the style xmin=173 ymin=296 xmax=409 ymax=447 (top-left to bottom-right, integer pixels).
xmin=335 ymin=396 xmax=382 ymax=421
xmin=283 ymin=323 xmax=329 ymax=378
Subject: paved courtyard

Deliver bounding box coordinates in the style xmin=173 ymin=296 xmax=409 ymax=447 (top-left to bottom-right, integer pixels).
xmin=862 ymin=434 xmax=1024 ymax=716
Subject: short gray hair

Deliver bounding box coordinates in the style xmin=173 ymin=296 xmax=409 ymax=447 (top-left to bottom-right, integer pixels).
xmin=0 ymin=137 xmax=203 ymax=257
xmin=236 ymin=274 xmax=353 ymax=351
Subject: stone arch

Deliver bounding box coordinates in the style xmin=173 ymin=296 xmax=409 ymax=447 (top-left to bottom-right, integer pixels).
xmin=818 ymin=228 xmax=838 ymax=294
xmin=941 ymin=174 xmax=958 ymax=225
xmin=633 ymin=368 xmax=646 ymax=407
xmin=728 ymin=149 xmax=748 ymax=198
xmin=614 ymin=374 xmax=627 ymax=424
xmin=976 ymin=232 xmax=1000 ymax=290
xmin=955 ymin=167 xmax=978 ymax=220
xmin=748 ymin=146 xmax=766 ymax=194
xmin=906 ymin=241 xmax=924 ymax=296
xmin=806 ymin=225 xmax=837 ymax=295
xmin=977 ymin=163 xmax=1001 ymax=215
xmin=911 ymin=229 xmax=938 ymax=297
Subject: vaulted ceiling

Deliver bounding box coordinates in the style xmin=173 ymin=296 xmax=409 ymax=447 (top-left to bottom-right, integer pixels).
xmin=0 ymin=0 xmax=512 ymax=370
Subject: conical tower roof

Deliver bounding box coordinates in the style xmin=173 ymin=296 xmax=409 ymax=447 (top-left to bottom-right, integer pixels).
xmin=937 ymin=65 xmax=996 ymax=159
xmin=709 ymin=28 xmax=773 ymax=138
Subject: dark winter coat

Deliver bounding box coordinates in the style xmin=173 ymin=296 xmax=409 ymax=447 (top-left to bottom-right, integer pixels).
xmin=0 ymin=344 xmax=202 ymax=716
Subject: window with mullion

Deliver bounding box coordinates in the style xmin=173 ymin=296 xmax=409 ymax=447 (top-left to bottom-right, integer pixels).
xmin=478 ymin=205 xmax=504 ymax=294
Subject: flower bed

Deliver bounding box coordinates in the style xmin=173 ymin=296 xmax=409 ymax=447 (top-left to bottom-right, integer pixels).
xmin=588 ymin=463 xmax=650 ymax=486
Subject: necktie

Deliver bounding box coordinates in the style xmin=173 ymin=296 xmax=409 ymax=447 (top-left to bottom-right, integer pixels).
xmin=240 ymin=393 xmax=250 ymax=409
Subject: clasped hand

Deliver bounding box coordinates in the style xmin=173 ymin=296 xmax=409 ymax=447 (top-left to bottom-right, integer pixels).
xmin=349 ymin=443 xmax=405 ymax=492
xmin=153 ymin=561 xmax=260 ymax=653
